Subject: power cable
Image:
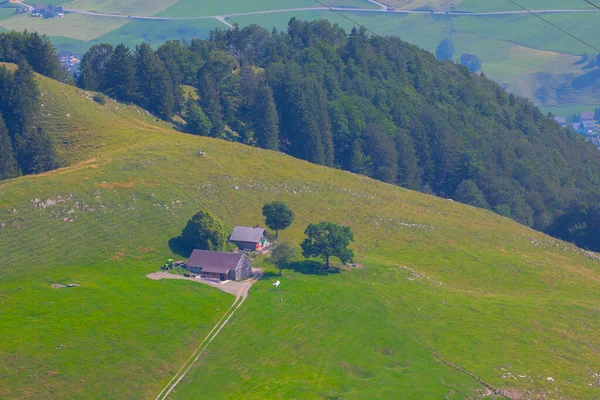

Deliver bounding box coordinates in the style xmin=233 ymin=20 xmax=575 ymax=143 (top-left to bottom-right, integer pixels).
xmin=314 ymin=0 xmax=600 ymax=162
xmin=583 ymin=0 xmax=600 ymax=11
xmin=506 ymin=0 xmax=600 ymax=53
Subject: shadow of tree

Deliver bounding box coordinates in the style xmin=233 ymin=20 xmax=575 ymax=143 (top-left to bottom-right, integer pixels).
xmin=168 ymin=236 xmax=192 ymax=258
xmin=571 ymin=69 xmax=600 ymax=90
xmin=261 ymin=271 xmax=280 ymax=280
xmin=281 ymin=260 xmax=340 ymax=275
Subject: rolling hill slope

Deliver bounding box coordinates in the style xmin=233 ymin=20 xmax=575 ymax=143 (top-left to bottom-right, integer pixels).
xmin=1 ymin=72 xmax=600 ymax=399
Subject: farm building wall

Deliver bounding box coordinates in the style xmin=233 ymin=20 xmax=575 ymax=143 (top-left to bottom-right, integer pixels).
xmin=231 ymin=240 xmax=257 ymax=250
xmin=188 ymin=266 xmax=202 ymax=275
xmin=235 ymin=256 xmax=253 ymax=280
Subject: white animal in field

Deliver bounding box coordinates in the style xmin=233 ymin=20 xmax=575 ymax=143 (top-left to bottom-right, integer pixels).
xmin=273 ymin=281 xmax=280 ymax=287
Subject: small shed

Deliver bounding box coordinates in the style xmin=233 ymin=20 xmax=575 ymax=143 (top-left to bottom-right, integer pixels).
xmin=186 ymin=250 xmax=252 ymax=281
xmin=229 ymin=226 xmax=269 ymax=251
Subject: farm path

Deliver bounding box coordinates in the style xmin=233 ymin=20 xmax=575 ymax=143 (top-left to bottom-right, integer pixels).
xmin=53 ymin=4 xmax=600 ymax=26
xmin=152 ymin=269 xmax=263 ymax=400
xmin=147 ymin=268 xmax=262 ymax=299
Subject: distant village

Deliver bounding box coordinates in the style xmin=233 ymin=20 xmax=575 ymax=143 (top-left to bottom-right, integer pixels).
xmin=11 ymin=2 xmax=64 ymax=18
xmin=554 ymin=111 xmax=600 ymax=148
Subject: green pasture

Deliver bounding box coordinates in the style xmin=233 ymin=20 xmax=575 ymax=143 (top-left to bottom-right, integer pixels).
xmin=61 ymin=0 xmax=178 ymax=16
xmin=0 ymin=7 xmax=17 ymax=22
xmin=458 ymin=0 xmax=594 ymax=12
xmin=453 ymin=13 xmax=598 ymax=55
xmin=540 ymin=103 xmax=599 ymax=117
xmin=2 ymin=72 xmax=600 ymax=398
xmin=156 ymin=0 xmax=377 ymax=18
xmin=0 ymin=12 xmax=127 ymax=41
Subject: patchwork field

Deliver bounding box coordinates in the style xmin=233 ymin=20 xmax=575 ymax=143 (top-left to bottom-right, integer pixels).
xmin=2 ymin=68 xmax=600 ymax=399
xmin=0 ymin=12 xmax=127 ymax=41
xmin=156 ymin=0 xmax=377 ymax=18
xmin=61 ymin=0 xmax=178 ymax=16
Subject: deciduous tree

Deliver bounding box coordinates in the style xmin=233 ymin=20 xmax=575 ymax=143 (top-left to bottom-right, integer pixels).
xmin=300 ymin=221 xmax=354 ymax=269
xmin=262 ymin=201 xmax=294 ymax=239
xmin=180 ymin=210 xmax=226 ymax=252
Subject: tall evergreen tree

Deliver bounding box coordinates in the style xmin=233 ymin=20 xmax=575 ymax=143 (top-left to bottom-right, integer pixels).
xmin=103 ymin=44 xmax=138 ymax=102
xmin=135 ymin=43 xmax=176 ymax=119
xmin=0 ymin=113 xmax=20 ymax=180
xmin=184 ymin=100 xmax=212 ymax=136
xmin=252 ymin=84 xmax=279 ymax=150
xmin=18 ymin=127 xmax=58 ymax=174
xmin=77 ymin=43 xmax=114 ymax=91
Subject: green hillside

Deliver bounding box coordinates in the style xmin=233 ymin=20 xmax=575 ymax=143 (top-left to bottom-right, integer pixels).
xmin=2 ymin=72 xmax=600 ymax=399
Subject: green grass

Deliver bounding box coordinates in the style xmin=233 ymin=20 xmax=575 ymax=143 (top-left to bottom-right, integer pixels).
xmin=457 ymin=0 xmax=594 ymax=12
xmin=2 ymin=71 xmax=600 ymax=398
xmin=0 ymin=7 xmax=17 ymax=22
xmin=156 ymin=0 xmax=377 ymax=18
xmin=61 ymin=0 xmax=178 ymax=16
xmin=0 ymin=12 xmax=128 ymax=41
xmin=540 ymin=104 xmax=599 ymax=117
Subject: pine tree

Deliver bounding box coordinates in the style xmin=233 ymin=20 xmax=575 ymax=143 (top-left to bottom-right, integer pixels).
xmin=0 ymin=113 xmax=20 ymax=180
xmin=11 ymin=58 xmax=39 ymax=137
xmin=135 ymin=43 xmax=175 ymax=119
xmin=198 ymin=73 xmax=224 ymax=137
xmin=19 ymin=127 xmax=58 ymax=174
xmin=252 ymin=84 xmax=279 ymax=150
xmin=103 ymin=44 xmax=138 ymax=102
xmin=184 ymin=100 xmax=212 ymax=136
xmin=77 ymin=43 xmax=114 ymax=91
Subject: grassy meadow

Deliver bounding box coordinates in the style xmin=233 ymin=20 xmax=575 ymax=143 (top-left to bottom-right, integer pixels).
xmin=2 ymin=70 xmax=600 ymax=399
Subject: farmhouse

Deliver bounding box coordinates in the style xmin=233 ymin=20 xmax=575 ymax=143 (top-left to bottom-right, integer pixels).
xmin=229 ymin=226 xmax=269 ymax=250
xmin=186 ymin=250 xmax=252 ymax=281
xmin=460 ymin=53 xmax=481 ymax=72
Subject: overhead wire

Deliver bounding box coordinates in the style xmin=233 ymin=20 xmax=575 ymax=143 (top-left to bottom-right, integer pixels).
xmin=583 ymin=0 xmax=600 ymax=11
xmin=506 ymin=0 xmax=600 ymax=53
xmin=314 ymin=0 xmax=600 ymax=162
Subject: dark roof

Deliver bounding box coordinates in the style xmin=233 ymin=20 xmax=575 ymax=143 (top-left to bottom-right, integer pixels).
xmin=54 ymin=6 xmax=63 ymax=12
xmin=581 ymin=111 xmax=594 ymax=121
xmin=187 ymin=250 xmax=242 ymax=273
xmin=229 ymin=226 xmax=266 ymax=243
xmin=460 ymin=53 xmax=479 ymax=63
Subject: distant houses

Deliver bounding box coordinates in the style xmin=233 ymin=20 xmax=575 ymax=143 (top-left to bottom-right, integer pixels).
xmin=560 ymin=110 xmax=599 ymax=147
xmin=31 ymin=4 xmax=64 ymax=18
xmin=460 ymin=53 xmax=481 ymax=73
xmin=57 ymin=50 xmax=80 ymax=72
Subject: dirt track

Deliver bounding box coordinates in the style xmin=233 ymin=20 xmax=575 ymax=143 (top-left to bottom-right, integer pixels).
xmin=151 ymin=269 xmax=263 ymax=400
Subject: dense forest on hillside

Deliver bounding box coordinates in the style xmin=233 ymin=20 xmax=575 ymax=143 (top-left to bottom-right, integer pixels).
xmin=0 ymin=57 xmax=57 ymax=180
xmin=3 ymin=24 xmax=600 ymax=250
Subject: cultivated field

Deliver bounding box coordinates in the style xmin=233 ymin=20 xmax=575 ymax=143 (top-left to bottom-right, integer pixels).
xmin=2 ymin=70 xmax=600 ymax=399
xmin=0 ymin=13 xmax=127 ymax=41
xmin=156 ymin=0 xmax=377 ymax=18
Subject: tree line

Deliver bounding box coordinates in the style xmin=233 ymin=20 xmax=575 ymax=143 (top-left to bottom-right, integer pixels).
xmin=0 ymin=58 xmax=57 ymax=180
xmin=0 ymin=31 xmax=65 ymax=81
xmin=77 ymin=20 xmax=600 ymax=250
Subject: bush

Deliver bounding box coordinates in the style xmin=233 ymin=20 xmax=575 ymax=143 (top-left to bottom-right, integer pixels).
xmin=93 ymin=94 xmax=106 ymax=105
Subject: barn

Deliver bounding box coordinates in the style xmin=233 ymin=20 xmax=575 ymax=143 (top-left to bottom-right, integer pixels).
xmin=186 ymin=250 xmax=252 ymax=281
xmin=229 ymin=226 xmax=269 ymax=251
